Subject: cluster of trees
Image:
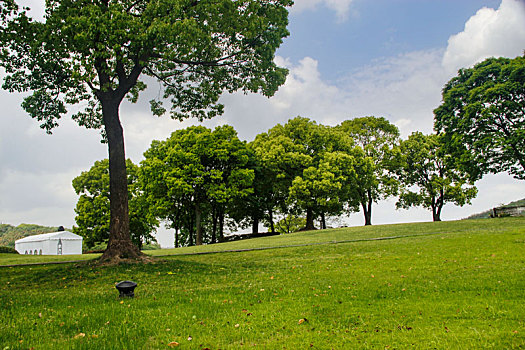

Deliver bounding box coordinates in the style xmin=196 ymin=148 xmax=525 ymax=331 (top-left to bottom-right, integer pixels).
xmin=74 ymin=116 xmax=481 ymax=248
xmin=1 ymin=0 xmax=522 ymax=258
xmin=1 ymin=0 xmax=293 ymax=261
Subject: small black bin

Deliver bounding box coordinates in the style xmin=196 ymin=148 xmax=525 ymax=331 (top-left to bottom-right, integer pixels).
xmin=115 ymin=280 xmax=137 ymax=298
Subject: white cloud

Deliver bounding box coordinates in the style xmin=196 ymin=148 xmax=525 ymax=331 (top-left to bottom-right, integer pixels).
xmin=217 ymin=55 xmax=347 ymax=140
xmin=291 ymin=0 xmax=354 ymax=21
xmin=443 ymin=0 xmax=525 ymax=74
xmin=219 ymin=49 xmax=447 ymax=140
xmin=2 ymin=0 xmax=525 ymax=238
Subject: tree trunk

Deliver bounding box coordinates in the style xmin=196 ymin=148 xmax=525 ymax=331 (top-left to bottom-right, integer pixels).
xmin=268 ymin=208 xmax=275 ymax=234
xmin=211 ymin=207 xmax=218 ymax=244
xmin=432 ymin=206 xmax=442 ymax=221
xmin=195 ymin=204 xmax=203 ymax=245
xmin=305 ymin=207 xmax=315 ymax=230
xmin=361 ymin=191 xmax=373 ymax=226
xmin=432 ymin=191 xmax=444 ymax=222
xmin=252 ymin=212 xmax=259 ymax=234
xmin=99 ymin=98 xmax=142 ymax=262
xmin=320 ymin=212 xmax=326 ymax=229
xmin=174 ymin=227 xmax=179 ymax=248
xmin=188 ymin=213 xmax=195 ymax=246
xmin=218 ymin=210 xmax=225 ymax=242
xmin=432 ymin=200 xmax=443 ymax=222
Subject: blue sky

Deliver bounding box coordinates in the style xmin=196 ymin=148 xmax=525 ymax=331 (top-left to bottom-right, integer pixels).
xmin=281 ymin=0 xmax=502 ymax=81
xmin=1 ymin=0 xmax=524 ymax=247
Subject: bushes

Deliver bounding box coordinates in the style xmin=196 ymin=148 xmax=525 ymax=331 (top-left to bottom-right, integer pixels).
xmin=0 ymin=246 xmax=19 ymax=254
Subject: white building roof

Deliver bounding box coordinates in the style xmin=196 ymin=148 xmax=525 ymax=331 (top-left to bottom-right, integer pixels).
xmin=15 ymin=231 xmax=82 ymax=243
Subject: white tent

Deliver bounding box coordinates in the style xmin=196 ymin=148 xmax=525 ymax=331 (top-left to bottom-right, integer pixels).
xmin=15 ymin=231 xmax=83 ymax=255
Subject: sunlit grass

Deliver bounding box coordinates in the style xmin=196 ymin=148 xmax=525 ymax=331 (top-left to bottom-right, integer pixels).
xmin=0 ymin=252 xmax=100 ymax=266
xmin=1 ymin=217 xmax=524 ymax=349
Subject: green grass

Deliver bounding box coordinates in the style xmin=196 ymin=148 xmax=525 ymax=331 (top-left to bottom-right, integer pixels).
xmin=0 ymin=253 xmax=100 ymax=266
xmin=1 ymin=217 xmax=525 ymax=349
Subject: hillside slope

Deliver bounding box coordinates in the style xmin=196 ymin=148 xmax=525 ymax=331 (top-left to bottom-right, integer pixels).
xmin=0 ymin=224 xmax=61 ymax=247
xmin=466 ymin=198 xmax=525 ymax=219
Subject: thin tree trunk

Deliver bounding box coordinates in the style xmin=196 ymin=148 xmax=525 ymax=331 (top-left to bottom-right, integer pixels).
xmin=99 ymin=98 xmax=141 ymax=262
xmin=305 ymin=207 xmax=315 ymax=230
xmin=187 ymin=211 xmax=194 ymax=246
xmin=218 ymin=210 xmax=225 ymax=242
xmin=360 ymin=190 xmax=373 ymax=226
xmin=268 ymin=208 xmax=275 ymax=234
xmin=195 ymin=204 xmax=203 ymax=245
xmin=211 ymin=207 xmax=218 ymax=244
xmin=320 ymin=212 xmax=326 ymax=229
xmin=174 ymin=227 xmax=179 ymax=248
xmin=252 ymin=212 xmax=259 ymax=234
xmin=432 ymin=206 xmax=442 ymax=221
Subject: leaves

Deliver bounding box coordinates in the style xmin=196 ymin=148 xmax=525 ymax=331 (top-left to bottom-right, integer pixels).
xmin=434 ymin=55 xmax=525 ymax=180
xmin=72 ymin=159 xmax=158 ymax=248
xmin=141 ymin=124 xmax=254 ymax=245
xmin=395 ymin=132 xmax=477 ymax=221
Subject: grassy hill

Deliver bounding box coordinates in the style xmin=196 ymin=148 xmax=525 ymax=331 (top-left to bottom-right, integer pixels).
xmin=0 ymin=223 xmax=62 ymax=248
xmin=1 ymin=217 xmax=524 ymax=348
xmin=466 ymin=197 xmax=525 ymax=219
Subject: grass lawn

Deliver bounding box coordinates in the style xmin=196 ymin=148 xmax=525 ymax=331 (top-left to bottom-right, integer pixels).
xmin=1 ymin=217 xmax=524 ymax=349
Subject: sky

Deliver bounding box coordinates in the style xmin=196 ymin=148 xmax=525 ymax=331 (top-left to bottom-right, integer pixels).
xmin=1 ymin=0 xmax=525 ymax=247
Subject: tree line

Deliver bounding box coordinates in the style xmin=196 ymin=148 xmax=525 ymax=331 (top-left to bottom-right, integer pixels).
xmin=73 ymin=116 xmax=480 ymax=248
xmin=2 ymin=0 xmax=522 ymax=260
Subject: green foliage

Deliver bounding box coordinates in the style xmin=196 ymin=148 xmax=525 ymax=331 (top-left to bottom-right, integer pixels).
xmin=337 ymin=116 xmax=400 ymax=225
xmin=275 ymin=215 xmax=306 ymax=234
xmin=72 ymin=159 xmax=158 ymax=248
xmin=434 ymin=55 xmax=525 ymax=180
xmin=0 ymin=224 xmax=61 ymax=248
xmin=395 ymin=132 xmax=478 ymax=221
xmin=141 ymin=125 xmax=254 ymax=246
xmin=0 ymin=0 xmax=292 ymax=257
xmin=0 ymin=0 xmax=292 ymax=132
xmin=252 ymin=117 xmax=354 ymax=230
xmin=0 ymin=246 xmax=18 ymax=254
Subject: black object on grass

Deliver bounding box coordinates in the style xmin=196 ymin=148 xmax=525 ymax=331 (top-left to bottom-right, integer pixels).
xmin=115 ymin=281 xmax=137 ymax=298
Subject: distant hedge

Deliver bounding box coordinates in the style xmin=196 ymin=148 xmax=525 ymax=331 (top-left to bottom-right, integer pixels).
xmin=0 ymin=246 xmax=19 ymax=254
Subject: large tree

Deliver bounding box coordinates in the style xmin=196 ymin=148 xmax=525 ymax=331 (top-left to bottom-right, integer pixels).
xmin=73 ymin=159 xmax=158 ymax=249
xmin=141 ymin=125 xmax=253 ymax=246
xmin=338 ymin=116 xmax=400 ymax=225
xmin=434 ymin=55 xmax=525 ymax=181
xmin=0 ymin=0 xmax=291 ymax=261
xmin=252 ymin=117 xmax=351 ymax=230
xmin=395 ymin=132 xmax=477 ymax=222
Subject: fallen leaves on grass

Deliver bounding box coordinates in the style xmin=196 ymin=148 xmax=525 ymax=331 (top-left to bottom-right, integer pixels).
xmin=167 ymin=341 xmax=179 ymax=347
xmin=73 ymin=333 xmax=86 ymax=339
xmin=298 ymin=318 xmax=308 ymax=325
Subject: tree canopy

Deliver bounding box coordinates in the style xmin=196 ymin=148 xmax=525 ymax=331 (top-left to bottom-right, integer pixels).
xmin=338 ymin=116 xmax=400 ymax=225
xmin=72 ymin=159 xmax=158 ymax=249
xmin=251 ymin=117 xmax=352 ymax=230
xmin=395 ymin=132 xmax=478 ymax=222
xmin=434 ymin=55 xmax=525 ymax=181
xmin=140 ymin=125 xmax=253 ymax=246
xmin=0 ymin=0 xmax=291 ymax=261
